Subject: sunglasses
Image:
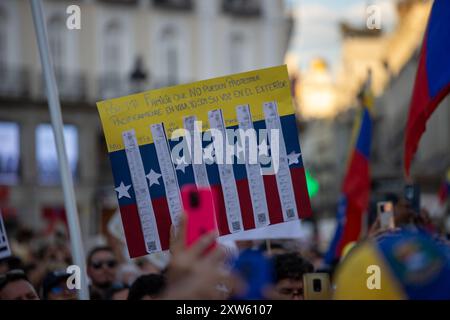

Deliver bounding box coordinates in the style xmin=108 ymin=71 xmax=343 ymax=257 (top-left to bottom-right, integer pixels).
xmin=90 ymin=259 xmax=117 ymax=270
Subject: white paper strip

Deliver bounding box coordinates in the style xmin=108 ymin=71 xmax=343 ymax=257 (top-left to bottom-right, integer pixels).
xmin=236 ymin=104 xmax=270 ymax=228
xmin=0 ymin=210 xmax=11 ymax=259
xmin=150 ymin=123 xmax=183 ymax=228
xmin=183 ymin=116 xmax=210 ymax=188
xmin=263 ymin=101 xmax=298 ymax=221
xmin=208 ymin=109 xmax=243 ymax=233
xmin=123 ymin=130 xmax=161 ymax=253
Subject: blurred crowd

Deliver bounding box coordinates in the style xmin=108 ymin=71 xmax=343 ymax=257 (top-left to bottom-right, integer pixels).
xmin=1 ymin=190 xmax=450 ymax=300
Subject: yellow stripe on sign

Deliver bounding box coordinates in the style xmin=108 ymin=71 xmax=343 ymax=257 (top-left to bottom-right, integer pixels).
xmin=97 ymin=65 xmax=295 ymax=153
xmin=333 ymin=241 xmax=406 ymax=300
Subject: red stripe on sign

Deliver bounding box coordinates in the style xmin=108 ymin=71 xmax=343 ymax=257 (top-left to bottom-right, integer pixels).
xmin=118 ymin=204 xmax=147 ymax=258
xmin=262 ymin=174 xmax=283 ymax=224
xmin=236 ymin=179 xmax=256 ymax=230
xmin=290 ymin=167 xmax=313 ymax=219
xmin=151 ymin=197 xmax=173 ymax=251
xmin=210 ymin=184 xmax=231 ymax=235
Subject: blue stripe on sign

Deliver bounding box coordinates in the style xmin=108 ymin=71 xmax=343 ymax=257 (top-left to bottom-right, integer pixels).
xmin=139 ymin=143 xmax=167 ymax=199
xmin=280 ymin=114 xmax=304 ymax=169
xmin=168 ymin=138 xmax=196 ymax=188
xmin=109 ymin=150 xmax=135 ymax=206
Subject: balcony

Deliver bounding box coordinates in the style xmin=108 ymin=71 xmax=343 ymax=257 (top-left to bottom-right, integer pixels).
xmin=98 ymin=0 xmax=139 ymax=5
xmin=0 ymin=65 xmax=30 ymax=99
xmin=222 ymin=0 xmax=261 ymax=18
xmin=98 ymin=72 xmax=147 ymax=100
xmin=37 ymin=70 xmax=87 ymax=103
xmin=152 ymin=0 xmax=193 ymax=11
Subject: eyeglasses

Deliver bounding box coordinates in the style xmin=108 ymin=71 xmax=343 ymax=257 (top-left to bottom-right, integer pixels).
xmin=90 ymin=259 xmax=117 ymax=270
xmin=0 ymin=269 xmax=27 ymax=290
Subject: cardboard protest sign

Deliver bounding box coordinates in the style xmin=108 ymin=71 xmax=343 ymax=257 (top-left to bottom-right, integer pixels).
xmin=0 ymin=210 xmax=12 ymax=259
xmin=97 ymin=65 xmax=312 ymax=258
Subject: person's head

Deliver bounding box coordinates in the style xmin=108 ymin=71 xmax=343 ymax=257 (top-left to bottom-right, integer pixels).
xmin=0 ymin=256 xmax=24 ymax=274
xmin=127 ymin=274 xmax=166 ymax=300
xmin=394 ymin=198 xmax=415 ymax=227
xmin=0 ymin=270 xmax=39 ymax=300
xmin=87 ymin=246 xmax=118 ymax=288
xmin=273 ymin=253 xmax=314 ymax=300
xmin=42 ymin=270 xmax=77 ymax=300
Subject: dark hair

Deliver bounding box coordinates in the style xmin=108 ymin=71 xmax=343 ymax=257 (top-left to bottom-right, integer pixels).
xmin=0 ymin=256 xmax=24 ymax=272
xmin=0 ymin=269 xmax=29 ymax=291
xmin=273 ymin=253 xmax=314 ymax=282
xmin=127 ymin=274 xmax=166 ymax=300
xmin=41 ymin=270 xmax=70 ymax=299
xmin=87 ymin=246 xmax=114 ymax=266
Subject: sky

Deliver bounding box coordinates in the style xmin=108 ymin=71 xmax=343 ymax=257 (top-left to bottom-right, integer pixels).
xmin=285 ymin=0 xmax=398 ymax=75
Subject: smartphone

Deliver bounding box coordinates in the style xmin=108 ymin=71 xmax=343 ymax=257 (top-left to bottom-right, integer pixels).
xmin=404 ymin=184 xmax=421 ymax=215
xmin=303 ymin=273 xmax=331 ymax=300
xmin=377 ymin=201 xmax=395 ymax=230
xmin=231 ymin=249 xmax=275 ymax=300
xmin=181 ymin=184 xmax=218 ymax=249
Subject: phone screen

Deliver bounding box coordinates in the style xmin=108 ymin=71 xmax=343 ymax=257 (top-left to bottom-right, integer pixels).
xmin=303 ymin=273 xmax=331 ymax=300
xmin=377 ymin=201 xmax=395 ymax=230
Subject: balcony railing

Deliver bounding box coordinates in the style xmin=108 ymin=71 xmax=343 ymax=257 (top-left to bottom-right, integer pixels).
xmin=0 ymin=65 xmax=30 ymax=98
xmin=37 ymin=70 xmax=87 ymax=102
xmin=152 ymin=0 xmax=193 ymax=11
xmin=98 ymin=73 xmax=193 ymax=100
xmin=98 ymin=0 xmax=139 ymax=5
xmin=222 ymin=0 xmax=261 ymax=17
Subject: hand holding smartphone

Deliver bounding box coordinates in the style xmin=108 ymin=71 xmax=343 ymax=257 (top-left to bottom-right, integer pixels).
xmin=303 ymin=273 xmax=332 ymax=300
xmin=181 ymin=185 xmax=218 ymax=250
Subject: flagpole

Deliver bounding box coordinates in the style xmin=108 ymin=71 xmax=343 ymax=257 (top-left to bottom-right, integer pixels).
xmin=30 ymin=0 xmax=89 ymax=300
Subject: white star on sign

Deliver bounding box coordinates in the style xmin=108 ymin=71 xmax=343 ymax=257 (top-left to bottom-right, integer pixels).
xmin=175 ymin=156 xmax=188 ymax=173
xmin=203 ymin=143 xmax=215 ymax=163
xmin=146 ymin=169 xmax=162 ymax=187
xmin=287 ymin=151 xmax=301 ymax=166
xmin=115 ymin=182 xmax=131 ymax=199
xmin=258 ymin=139 xmax=270 ymax=156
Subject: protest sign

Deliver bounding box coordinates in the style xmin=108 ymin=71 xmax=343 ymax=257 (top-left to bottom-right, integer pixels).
xmin=0 ymin=210 xmax=11 ymax=259
xmin=97 ymin=65 xmax=312 ymax=258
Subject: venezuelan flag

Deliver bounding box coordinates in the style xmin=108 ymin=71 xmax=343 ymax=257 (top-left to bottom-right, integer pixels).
xmin=404 ymin=0 xmax=450 ymax=176
xmin=325 ymin=74 xmax=373 ymax=264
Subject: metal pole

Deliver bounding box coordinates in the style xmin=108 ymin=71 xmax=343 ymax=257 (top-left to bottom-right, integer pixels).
xmin=30 ymin=0 xmax=89 ymax=300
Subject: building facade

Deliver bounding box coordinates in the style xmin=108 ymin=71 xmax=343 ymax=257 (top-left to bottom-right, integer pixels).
xmin=0 ymin=0 xmax=293 ymax=239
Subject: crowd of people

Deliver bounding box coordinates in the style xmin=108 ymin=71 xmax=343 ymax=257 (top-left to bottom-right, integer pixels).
xmin=1 ymin=191 xmax=450 ymax=300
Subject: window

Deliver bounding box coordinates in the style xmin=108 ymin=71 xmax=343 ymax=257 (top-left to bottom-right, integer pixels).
xmin=161 ymin=26 xmax=179 ymax=85
xmin=48 ymin=15 xmax=66 ymax=72
xmin=0 ymin=122 xmax=20 ymax=185
xmin=36 ymin=124 xmax=78 ymax=185
xmin=229 ymin=33 xmax=244 ymax=73
xmin=104 ymin=20 xmax=123 ymax=73
xmin=0 ymin=8 xmax=7 ymax=69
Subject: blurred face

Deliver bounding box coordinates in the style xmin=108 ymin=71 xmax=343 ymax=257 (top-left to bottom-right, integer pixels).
xmin=47 ymin=279 xmax=78 ymax=300
xmin=0 ymin=280 xmax=39 ymax=300
xmin=274 ymin=278 xmax=304 ymax=300
xmin=111 ymin=288 xmax=129 ymax=300
xmin=395 ymin=199 xmax=415 ymax=226
xmin=88 ymin=250 xmax=118 ymax=287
